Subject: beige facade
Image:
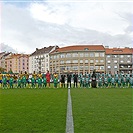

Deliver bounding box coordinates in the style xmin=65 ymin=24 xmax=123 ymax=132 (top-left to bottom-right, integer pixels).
xmin=17 ymin=54 xmax=29 ymax=73
xmin=5 ymin=53 xmax=29 ymax=73
xmin=50 ymin=45 xmax=105 ymax=74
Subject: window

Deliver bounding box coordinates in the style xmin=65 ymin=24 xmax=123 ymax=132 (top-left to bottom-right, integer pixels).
xmin=120 ymin=55 xmax=124 ymax=58
xmin=90 ymin=53 xmax=94 ymax=57
xmin=113 ymin=55 xmax=118 ymax=58
xmin=100 ymin=53 xmax=104 ymax=57
xmin=107 ymin=66 xmax=111 ymax=68
xmin=114 ymin=60 xmax=118 ymax=63
xmin=90 ymin=66 xmax=94 ymax=70
xmin=73 ymin=53 xmax=78 ymax=57
xmin=66 ymin=60 xmax=71 ymax=63
xmin=80 ymin=60 xmax=83 ymax=63
xmin=100 ymin=60 xmax=104 ymax=63
xmin=80 ymin=66 xmax=83 ymax=70
xmin=66 ymin=53 xmax=71 ymax=58
xmin=127 ymin=60 xmax=130 ymax=63
xmin=95 ymin=53 xmax=99 ymax=57
xmin=85 ymin=53 xmax=89 ymax=57
xmin=50 ymin=56 xmax=53 ymax=59
xmin=120 ymin=65 xmax=124 ymax=68
xmin=84 ymin=48 xmax=89 ymax=50
xmin=60 ymin=60 xmax=64 ymax=64
xmin=54 ymin=55 xmax=56 ymax=59
xmin=120 ymin=60 xmax=124 ymax=63
xmin=66 ymin=66 xmax=71 ymax=70
xmin=107 ymin=60 xmax=111 ymax=63
xmin=60 ymin=54 xmax=65 ymax=58
xmin=100 ymin=66 xmax=104 ymax=70
xmin=85 ymin=60 xmax=88 ymax=63
xmin=73 ymin=66 xmax=78 ymax=70
xmin=95 ymin=60 xmax=99 ymax=63
xmin=60 ymin=66 xmax=65 ymax=71
xmin=80 ymin=53 xmax=84 ymax=57
xmin=73 ymin=60 xmax=78 ymax=63
xmin=90 ymin=60 xmax=94 ymax=63
xmin=85 ymin=66 xmax=89 ymax=70
xmin=114 ymin=66 xmax=117 ymax=69
xmin=107 ymin=55 xmax=110 ymax=58
xmin=56 ymin=55 xmax=59 ymax=59
xmin=127 ymin=55 xmax=131 ymax=58
xmin=95 ymin=66 xmax=99 ymax=70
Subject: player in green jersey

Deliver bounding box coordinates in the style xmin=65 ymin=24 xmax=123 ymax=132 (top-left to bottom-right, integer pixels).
xmin=121 ymin=75 xmax=126 ymax=88
xmin=53 ymin=76 xmax=58 ymax=88
xmin=17 ymin=76 xmax=22 ymax=88
xmin=42 ymin=75 xmax=47 ymax=88
xmin=111 ymin=76 xmax=115 ymax=88
xmin=98 ymin=76 xmax=102 ymax=88
xmin=2 ymin=75 xmax=7 ymax=89
xmin=79 ymin=73 xmax=83 ymax=88
xmin=82 ymin=75 xmax=85 ymax=88
xmin=31 ymin=76 xmax=35 ymax=88
xmin=9 ymin=75 xmax=14 ymax=89
xmin=118 ymin=77 xmax=121 ymax=88
xmin=129 ymin=75 xmax=133 ymax=88
xmin=37 ymin=77 xmax=42 ymax=88
xmin=21 ymin=75 xmax=27 ymax=88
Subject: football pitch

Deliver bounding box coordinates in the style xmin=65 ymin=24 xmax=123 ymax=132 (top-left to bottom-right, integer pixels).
xmin=0 ymin=88 xmax=132 ymax=133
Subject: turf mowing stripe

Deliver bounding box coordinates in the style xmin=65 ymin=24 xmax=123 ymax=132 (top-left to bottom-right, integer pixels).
xmin=66 ymin=89 xmax=74 ymax=133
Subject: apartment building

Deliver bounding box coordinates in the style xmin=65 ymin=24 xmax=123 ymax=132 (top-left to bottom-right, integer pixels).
xmin=0 ymin=52 xmax=6 ymax=67
xmin=29 ymin=46 xmax=58 ymax=74
xmin=0 ymin=52 xmax=12 ymax=71
xmin=6 ymin=54 xmax=21 ymax=73
xmin=105 ymin=48 xmax=133 ymax=74
xmin=17 ymin=54 xmax=29 ymax=73
xmin=50 ymin=45 xmax=105 ymax=75
xmin=3 ymin=53 xmax=29 ymax=73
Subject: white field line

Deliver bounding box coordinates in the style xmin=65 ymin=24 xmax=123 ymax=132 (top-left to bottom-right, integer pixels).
xmin=66 ymin=89 xmax=74 ymax=133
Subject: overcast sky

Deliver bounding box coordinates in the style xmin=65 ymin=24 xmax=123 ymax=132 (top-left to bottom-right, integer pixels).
xmin=0 ymin=0 xmax=133 ymax=54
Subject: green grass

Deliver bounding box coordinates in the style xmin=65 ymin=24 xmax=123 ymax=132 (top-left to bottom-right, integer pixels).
xmin=0 ymin=88 xmax=68 ymax=133
xmin=71 ymin=88 xmax=133 ymax=133
xmin=0 ymin=88 xmax=133 ymax=133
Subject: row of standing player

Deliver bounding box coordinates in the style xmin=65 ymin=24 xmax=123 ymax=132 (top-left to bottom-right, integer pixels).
xmin=0 ymin=71 xmax=133 ymax=88
xmin=0 ymin=70 xmax=54 ymax=89
xmin=60 ymin=72 xmax=133 ymax=88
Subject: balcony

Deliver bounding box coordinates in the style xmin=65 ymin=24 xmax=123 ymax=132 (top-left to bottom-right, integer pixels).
xmin=119 ymin=63 xmax=132 ymax=65
xmin=119 ymin=67 xmax=133 ymax=70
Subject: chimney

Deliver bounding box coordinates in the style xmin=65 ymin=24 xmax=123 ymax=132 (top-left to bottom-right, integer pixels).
xmin=36 ymin=48 xmax=38 ymax=51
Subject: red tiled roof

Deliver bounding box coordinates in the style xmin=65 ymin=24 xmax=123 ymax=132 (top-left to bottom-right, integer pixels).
xmin=51 ymin=45 xmax=104 ymax=54
xmin=105 ymin=48 xmax=132 ymax=55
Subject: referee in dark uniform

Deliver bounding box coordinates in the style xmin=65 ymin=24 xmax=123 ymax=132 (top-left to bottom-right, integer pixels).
xmin=67 ymin=72 xmax=72 ymax=88
xmin=73 ymin=72 xmax=78 ymax=88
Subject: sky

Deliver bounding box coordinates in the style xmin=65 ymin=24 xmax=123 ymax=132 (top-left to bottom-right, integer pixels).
xmin=0 ymin=0 xmax=133 ymax=54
